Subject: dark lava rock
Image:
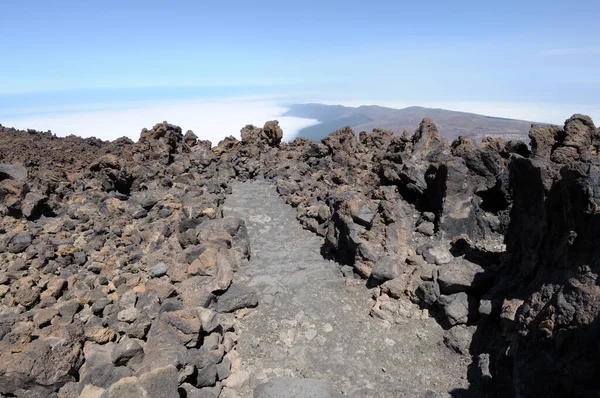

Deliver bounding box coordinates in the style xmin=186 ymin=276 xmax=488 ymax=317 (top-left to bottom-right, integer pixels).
xmin=370 ymin=255 xmax=403 ymax=283
xmin=0 ymin=163 xmax=28 ymax=181
xmin=8 ymin=232 xmax=33 ymax=253
xmin=437 ymin=259 xmax=487 ymax=294
xmin=216 ymin=283 xmax=258 ymax=313
xmin=437 ymin=293 xmax=470 ymax=326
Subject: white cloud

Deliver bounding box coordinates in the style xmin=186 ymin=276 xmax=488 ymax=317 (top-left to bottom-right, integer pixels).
xmin=3 ymin=97 xmax=319 ymax=144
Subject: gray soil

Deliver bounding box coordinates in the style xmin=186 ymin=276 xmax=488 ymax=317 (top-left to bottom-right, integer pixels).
xmin=223 ymin=180 xmax=470 ymax=397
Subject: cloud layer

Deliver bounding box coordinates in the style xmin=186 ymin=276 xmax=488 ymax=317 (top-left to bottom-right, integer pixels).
xmin=5 ymin=97 xmax=599 ymax=146
xmin=3 ymin=98 xmax=319 ymax=143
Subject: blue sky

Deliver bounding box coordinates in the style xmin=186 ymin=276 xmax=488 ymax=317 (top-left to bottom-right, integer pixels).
xmin=1 ymin=0 xmax=599 ymax=139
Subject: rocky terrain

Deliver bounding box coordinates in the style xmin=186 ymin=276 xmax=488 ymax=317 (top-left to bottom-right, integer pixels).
xmin=222 ymin=181 xmax=468 ymax=397
xmin=0 ymin=113 xmax=599 ymax=397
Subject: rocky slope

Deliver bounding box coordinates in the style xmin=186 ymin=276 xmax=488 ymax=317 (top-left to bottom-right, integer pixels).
xmin=284 ymin=104 xmax=538 ymax=141
xmin=0 ymin=114 xmax=599 ymax=397
xmin=0 ymin=122 xmax=251 ymax=397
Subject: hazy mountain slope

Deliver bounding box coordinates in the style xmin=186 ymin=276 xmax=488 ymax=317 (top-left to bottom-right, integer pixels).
xmin=284 ymin=104 xmax=544 ymax=141
xmin=287 ymin=113 xmax=374 ymax=141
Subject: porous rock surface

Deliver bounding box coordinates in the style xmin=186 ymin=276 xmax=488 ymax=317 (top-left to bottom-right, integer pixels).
xmin=0 ymin=114 xmax=599 ymax=397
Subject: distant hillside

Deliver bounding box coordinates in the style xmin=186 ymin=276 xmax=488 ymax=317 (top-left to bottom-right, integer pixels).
xmin=284 ymin=104 xmax=545 ymax=141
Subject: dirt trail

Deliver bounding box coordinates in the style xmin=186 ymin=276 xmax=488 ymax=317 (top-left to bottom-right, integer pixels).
xmin=223 ymin=180 xmax=470 ymax=397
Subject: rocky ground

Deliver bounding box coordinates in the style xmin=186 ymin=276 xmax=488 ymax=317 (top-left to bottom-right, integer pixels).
xmin=223 ymin=180 xmax=468 ymax=397
xmin=1 ymin=114 xmax=599 ymax=397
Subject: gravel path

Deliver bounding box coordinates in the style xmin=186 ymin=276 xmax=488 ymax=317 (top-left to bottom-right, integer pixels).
xmin=222 ymin=180 xmax=470 ymax=397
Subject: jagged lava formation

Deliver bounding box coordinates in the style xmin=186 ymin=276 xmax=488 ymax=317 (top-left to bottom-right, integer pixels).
xmin=0 ymin=114 xmax=599 ymax=397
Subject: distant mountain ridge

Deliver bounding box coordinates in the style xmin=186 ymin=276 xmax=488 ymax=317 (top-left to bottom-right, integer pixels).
xmin=284 ymin=103 xmax=546 ymax=141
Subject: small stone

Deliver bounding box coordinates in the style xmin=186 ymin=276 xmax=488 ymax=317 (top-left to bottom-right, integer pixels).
xmin=150 ymin=262 xmax=168 ymax=278
xmin=203 ymin=332 xmax=221 ymax=351
xmin=443 ymin=325 xmax=476 ymax=355
xmin=42 ymin=278 xmax=67 ymax=298
xmin=22 ymin=192 xmax=47 ymax=219
xmin=198 ymin=308 xmax=221 ymax=333
xmin=119 ymin=289 xmax=138 ymax=309
xmin=8 ymin=232 xmax=33 ymax=254
xmin=370 ymin=255 xmax=402 ymax=283
xmin=0 ymin=285 xmax=10 ymax=298
xmin=177 ymin=276 xmax=217 ymax=308
xmin=340 ymin=265 xmax=354 ymax=278
xmin=416 ymin=281 xmax=440 ymax=306
xmin=138 ymin=365 xmax=179 ymax=398
xmin=438 ymin=260 xmax=486 ymax=294
xmin=33 ymin=307 xmax=58 ymax=328
xmin=196 ymin=364 xmax=218 ymax=388
xmin=438 ymin=293 xmax=470 ymax=326
xmin=222 ymin=370 xmax=249 ymax=389
xmin=91 ymin=298 xmax=112 ymax=315
xmin=422 ymin=245 xmax=453 ymax=265
xmin=15 ymin=287 xmax=40 ymax=308
xmin=155 ymin=308 xmax=202 ymax=346
xmin=117 ymin=308 xmax=139 ymax=323
xmin=416 ymin=221 xmax=435 ymax=236
xmin=223 ymin=332 xmax=237 ymax=352
xmin=479 ymin=299 xmax=493 ymax=317
xmin=74 ymin=251 xmax=87 ymax=265
xmin=8 ymin=259 xmax=28 ymax=272
xmin=85 ymin=328 xmax=116 ymax=344
xmin=353 ymin=203 xmax=377 ymax=227
xmin=58 ymin=299 xmax=82 ymax=320
xmin=216 ymin=357 xmax=232 ymax=381
xmin=112 ymin=336 xmax=144 ymax=366
xmin=146 ymin=279 xmax=176 ymax=302
xmin=107 ymin=377 xmax=146 ymax=398
xmin=478 ymin=353 xmax=492 ymax=379
xmin=216 ymin=283 xmax=258 ymax=313
xmin=79 ymin=384 xmax=105 ymax=398
xmin=126 ymin=315 xmax=153 ymax=340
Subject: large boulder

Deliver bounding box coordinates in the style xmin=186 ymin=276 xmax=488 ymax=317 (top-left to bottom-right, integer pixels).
xmin=0 ymin=327 xmax=84 ymax=395
xmin=241 ymin=120 xmax=283 ymax=148
xmin=437 ymin=259 xmax=487 ymax=294
xmin=262 ymin=120 xmax=284 ymax=147
xmin=479 ymin=115 xmax=600 ymax=397
xmin=0 ymin=163 xmax=28 ymax=181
